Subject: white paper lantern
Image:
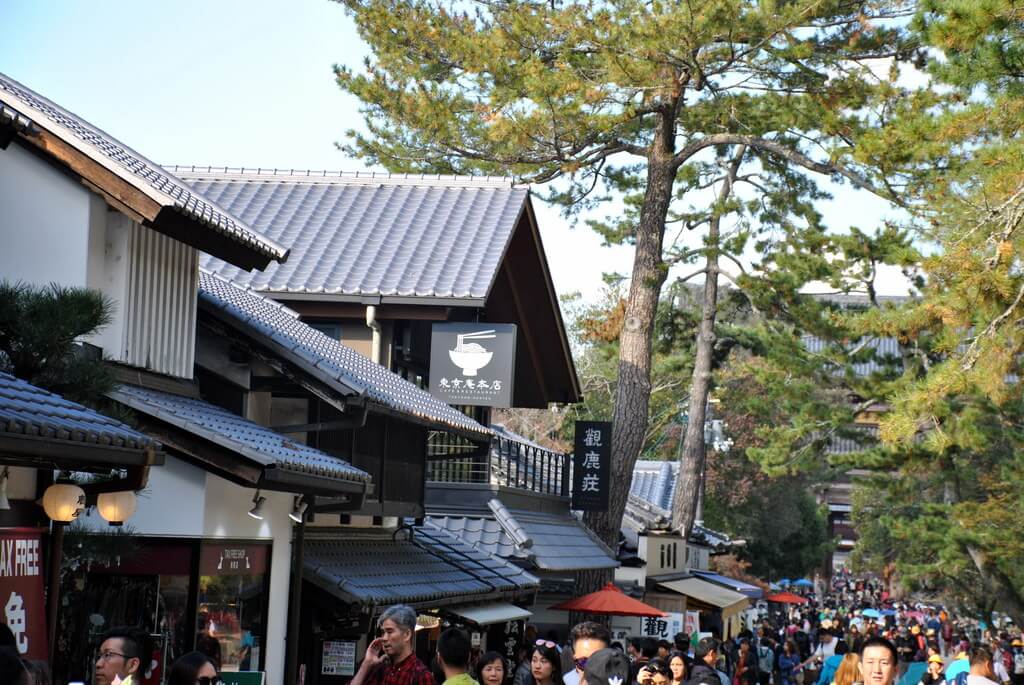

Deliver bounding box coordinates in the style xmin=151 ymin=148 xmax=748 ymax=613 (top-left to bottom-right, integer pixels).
xmin=41 ymin=483 xmax=86 ymax=523
xmin=97 ymin=491 xmax=137 ymax=526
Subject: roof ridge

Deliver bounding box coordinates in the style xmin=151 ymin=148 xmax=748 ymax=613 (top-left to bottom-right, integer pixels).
xmin=165 ymin=165 xmax=524 ymax=189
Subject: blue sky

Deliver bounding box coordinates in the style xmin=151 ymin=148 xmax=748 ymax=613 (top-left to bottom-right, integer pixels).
xmin=1 ymin=0 xmax=909 ymax=303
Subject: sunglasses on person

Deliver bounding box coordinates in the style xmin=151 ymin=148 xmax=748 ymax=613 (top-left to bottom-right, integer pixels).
xmin=536 ymin=640 xmax=558 ymax=649
xmin=574 ymin=657 xmax=589 ymax=671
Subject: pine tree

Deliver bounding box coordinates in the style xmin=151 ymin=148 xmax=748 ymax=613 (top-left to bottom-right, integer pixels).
xmin=333 ymin=0 xmax=917 ymax=590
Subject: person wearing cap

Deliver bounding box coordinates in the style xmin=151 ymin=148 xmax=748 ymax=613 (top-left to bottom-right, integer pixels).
xmin=918 ymin=654 xmax=944 ymax=685
xmin=582 ymin=648 xmax=631 ymax=685
xmin=1011 ymin=639 xmax=1024 ymax=685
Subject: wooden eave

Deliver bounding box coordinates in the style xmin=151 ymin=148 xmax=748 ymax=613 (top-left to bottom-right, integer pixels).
xmin=6 ymin=130 xmax=277 ymax=271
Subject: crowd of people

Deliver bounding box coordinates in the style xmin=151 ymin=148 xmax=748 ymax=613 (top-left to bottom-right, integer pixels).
xmin=4 ymin=586 xmax=1024 ymax=685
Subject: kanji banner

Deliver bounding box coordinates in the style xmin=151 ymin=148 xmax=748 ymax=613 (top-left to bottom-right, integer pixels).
xmin=571 ymin=421 xmax=612 ymax=511
xmin=0 ymin=528 xmax=47 ymax=660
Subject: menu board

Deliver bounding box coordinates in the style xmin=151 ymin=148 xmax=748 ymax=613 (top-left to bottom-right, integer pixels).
xmin=322 ymin=640 xmax=356 ymax=676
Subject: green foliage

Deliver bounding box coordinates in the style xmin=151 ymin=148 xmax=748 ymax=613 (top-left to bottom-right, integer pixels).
xmin=0 ymin=280 xmax=115 ymax=405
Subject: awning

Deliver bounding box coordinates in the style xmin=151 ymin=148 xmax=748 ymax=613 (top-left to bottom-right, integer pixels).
xmin=109 ymin=383 xmax=369 ymax=496
xmin=445 ymin=602 xmax=531 ymax=625
xmin=658 ymin=577 xmax=749 ymax=618
xmin=692 ymin=570 xmax=764 ymax=599
xmin=304 ymin=522 xmax=539 ymax=609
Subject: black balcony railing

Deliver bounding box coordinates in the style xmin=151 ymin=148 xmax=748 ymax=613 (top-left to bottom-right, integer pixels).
xmin=427 ymin=432 xmax=570 ymax=497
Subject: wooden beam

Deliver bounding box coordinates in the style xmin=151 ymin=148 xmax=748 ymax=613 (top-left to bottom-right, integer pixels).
xmin=16 ymin=130 xmax=162 ymax=221
xmin=500 ymin=258 xmax=552 ymax=403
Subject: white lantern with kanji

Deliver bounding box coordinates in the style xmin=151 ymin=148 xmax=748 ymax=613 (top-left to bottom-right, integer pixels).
xmin=41 ymin=483 xmax=86 ymax=523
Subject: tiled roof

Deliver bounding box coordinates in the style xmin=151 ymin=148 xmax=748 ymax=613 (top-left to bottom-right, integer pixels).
xmin=802 ymin=334 xmax=903 ymax=377
xmin=172 ymin=167 xmax=529 ymax=302
xmin=303 ymin=522 xmax=538 ymax=607
xmin=109 ymin=383 xmax=369 ymax=485
xmin=424 ymin=515 xmax=524 ymax=560
xmin=0 ymin=372 xmax=157 ymax=450
xmin=487 ymin=499 xmax=619 ymax=571
xmin=198 ymin=269 xmax=491 ymax=439
xmin=0 ymin=72 xmax=288 ymax=267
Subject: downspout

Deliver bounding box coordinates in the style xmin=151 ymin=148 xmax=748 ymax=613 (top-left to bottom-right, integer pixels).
xmin=366 ymin=305 xmax=382 ymax=365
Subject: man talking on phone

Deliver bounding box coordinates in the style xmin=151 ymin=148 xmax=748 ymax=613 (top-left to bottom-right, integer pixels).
xmin=351 ymin=605 xmax=436 ymax=685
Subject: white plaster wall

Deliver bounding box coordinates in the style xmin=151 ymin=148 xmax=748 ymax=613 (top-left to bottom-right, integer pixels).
xmin=86 ymin=210 xmax=132 ymax=359
xmin=203 ymin=476 xmax=294 ymax=685
xmin=0 ymin=144 xmax=92 ymax=287
xmin=73 ymin=456 xmax=208 ymax=535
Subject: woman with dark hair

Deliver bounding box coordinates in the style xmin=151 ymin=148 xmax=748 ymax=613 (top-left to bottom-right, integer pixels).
xmin=531 ymin=642 xmax=565 ymax=685
xmin=475 ymin=651 xmax=508 ymax=685
xmin=168 ymin=651 xmax=221 ymax=685
xmin=639 ymin=658 xmax=673 ymax=685
xmin=779 ymin=641 xmax=801 ymax=685
xmin=668 ymin=651 xmax=688 ymax=685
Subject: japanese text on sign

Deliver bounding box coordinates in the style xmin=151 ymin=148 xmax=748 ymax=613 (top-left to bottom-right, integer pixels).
xmin=572 ymin=421 xmax=612 ymax=511
xmin=0 ymin=530 xmax=47 ymax=660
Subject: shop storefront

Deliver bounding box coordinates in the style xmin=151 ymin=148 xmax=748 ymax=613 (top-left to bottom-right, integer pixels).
xmin=54 ymin=537 xmax=274 ymax=683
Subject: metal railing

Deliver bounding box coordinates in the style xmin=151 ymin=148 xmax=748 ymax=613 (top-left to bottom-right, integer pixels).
xmin=427 ymin=433 xmax=570 ymax=497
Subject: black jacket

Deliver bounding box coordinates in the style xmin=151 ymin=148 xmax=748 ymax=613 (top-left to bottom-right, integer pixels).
xmin=688 ymin=663 xmax=724 ymax=685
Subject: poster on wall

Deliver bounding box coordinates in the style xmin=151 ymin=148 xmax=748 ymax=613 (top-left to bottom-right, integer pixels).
xmin=322 ymin=640 xmax=356 ymax=676
xmin=684 ymin=611 xmax=700 ymax=638
xmin=0 ymin=529 xmax=47 ymax=660
xmin=429 ymin=323 xmax=517 ymax=407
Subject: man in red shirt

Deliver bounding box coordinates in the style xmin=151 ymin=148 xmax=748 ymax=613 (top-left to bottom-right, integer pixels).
xmin=351 ymin=605 xmax=436 ymax=685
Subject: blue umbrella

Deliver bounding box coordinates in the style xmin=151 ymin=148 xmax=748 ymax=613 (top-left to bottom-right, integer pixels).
xmin=862 ymin=608 xmax=882 ymax=619
xmin=794 ymin=578 xmax=814 ymax=587
xmin=880 ymin=609 xmax=897 ymax=617
xmin=945 ymin=659 xmax=969 ymax=681
xmin=769 ymin=582 xmax=781 ymax=591
xmin=778 ymin=578 xmax=792 ymax=586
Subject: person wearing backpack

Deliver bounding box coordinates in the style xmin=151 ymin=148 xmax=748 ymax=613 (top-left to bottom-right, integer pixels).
xmin=1010 ymin=641 xmax=1024 ymax=685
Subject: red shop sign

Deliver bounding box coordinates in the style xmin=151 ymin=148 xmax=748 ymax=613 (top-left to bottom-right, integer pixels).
xmin=199 ymin=543 xmax=268 ymax=576
xmin=0 ymin=528 xmax=48 ymax=660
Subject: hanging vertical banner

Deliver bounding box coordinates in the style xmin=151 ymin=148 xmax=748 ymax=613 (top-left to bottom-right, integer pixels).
xmin=0 ymin=528 xmax=47 ymax=660
xmin=571 ymin=421 xmax=612 ymax=511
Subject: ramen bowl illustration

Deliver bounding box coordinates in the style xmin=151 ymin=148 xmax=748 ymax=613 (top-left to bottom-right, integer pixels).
xmin=449 ymin=330 xmax=496 ymax=376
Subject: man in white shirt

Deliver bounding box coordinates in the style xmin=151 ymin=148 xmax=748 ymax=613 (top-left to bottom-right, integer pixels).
xmin=858 ymin=637 xmax=899 ymax=685
xmin=968 ymin=647 xmax=1003 ymax=685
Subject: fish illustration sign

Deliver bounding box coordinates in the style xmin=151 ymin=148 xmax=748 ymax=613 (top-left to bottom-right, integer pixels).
xmin=429 ymin=323 xmax=517 ymax=407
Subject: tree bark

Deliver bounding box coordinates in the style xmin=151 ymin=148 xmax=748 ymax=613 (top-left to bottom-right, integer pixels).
xmin=671 ymin=146 xmax=746 ymax=538
xmin=964 ymin=544 xmax=1024 ymax=626
xmin=580 ymin=114 xmax=676 ymax=594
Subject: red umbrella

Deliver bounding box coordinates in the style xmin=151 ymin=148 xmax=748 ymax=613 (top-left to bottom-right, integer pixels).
xmin=550 ymin=583 xmax=668 ymax=617
xmin=766 ymin=592 xmax=809 ymax=605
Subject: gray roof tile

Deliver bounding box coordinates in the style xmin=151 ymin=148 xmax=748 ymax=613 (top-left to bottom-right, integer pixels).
xmin=304 ymin=522 xmax=538 ymax=607
xmin=486 ymin=500 xmax=619 ymax=571
xmin=424 ymin=515 xmax=523 ymax=559
xmin=171 ymin=168 xmax=528 ymax=301
xmin=0 ymin=72 xmax=287 ymax=266
xmin=0 ymin=372 xmax=157 ymax=450
xmin=110 ymin=383 xmax=369 ymax=484
xmin=198 ymin=270 xmax=491 ymax=439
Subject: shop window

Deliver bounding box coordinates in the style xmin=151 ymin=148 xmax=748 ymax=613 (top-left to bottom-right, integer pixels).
xmin=197 ymin=543 xmax=270 ymax=673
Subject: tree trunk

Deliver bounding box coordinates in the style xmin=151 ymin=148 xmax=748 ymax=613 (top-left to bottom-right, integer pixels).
xmin=964 ymin=544 xmax=1024 ymax=626
xmin=671 ymin=146 xmax=746 ymax=538
xmin=580 ymin=117 xmax=677 ymax=594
